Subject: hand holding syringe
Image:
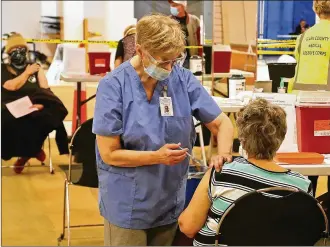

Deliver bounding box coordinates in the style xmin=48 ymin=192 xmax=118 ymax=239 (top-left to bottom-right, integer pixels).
xmin=178 ymin=146 xmax=203 ymax=167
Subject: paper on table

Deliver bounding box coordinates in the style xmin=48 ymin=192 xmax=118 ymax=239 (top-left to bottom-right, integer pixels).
xmin=6 ymin=96 xmax=38 ymax=118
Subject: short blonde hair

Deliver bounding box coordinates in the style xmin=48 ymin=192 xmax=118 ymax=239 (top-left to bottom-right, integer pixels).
xmin=124 ymin=24 xmax=136 ymax=37
xmin=136 ymin=13 xmax=186 ymax=57
xmin=314 ymin=0 xmax=330 ymax=17
xmin=236 ymin=98 xmax=287 ymax=160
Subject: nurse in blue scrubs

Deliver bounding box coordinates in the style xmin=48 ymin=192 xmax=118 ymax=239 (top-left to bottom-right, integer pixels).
xmin=92 ymin=13 xmax=234 ymax=246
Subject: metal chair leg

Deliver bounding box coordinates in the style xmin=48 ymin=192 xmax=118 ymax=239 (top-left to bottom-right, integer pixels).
xmin=66 ymin=182 xmax=71 ymax=246
xmin=207 ymin=134 xmax=214 ymax=161
xmin=198 ymin=126 xmax=207 ymax=167
xmin=59 ymin=179 xmax=67 ymax=242
xmin=48 ymin=136 xmax=54 ymax=174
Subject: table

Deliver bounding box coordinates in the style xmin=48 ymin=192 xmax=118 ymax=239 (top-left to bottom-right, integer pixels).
xmin=196 ymin=69 xmax=254 ymax=83
xmin=60 ymin=73 xmax=102 ymax=132
xmin=280 ymin=155 xmax=330 ymax=176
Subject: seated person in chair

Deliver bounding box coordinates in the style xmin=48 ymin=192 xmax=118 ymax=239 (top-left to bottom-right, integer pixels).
xmin=1 ymin=33 xmax=69 ymax=173
xmin=178 ymin=98 xmax=312 ymax=246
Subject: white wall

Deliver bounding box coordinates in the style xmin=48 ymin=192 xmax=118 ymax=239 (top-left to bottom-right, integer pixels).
xmin=41 ymin=1 xmax=57 ymax=17
xmin=105 ymin=1 xmax=135 ymax=41
xmin=104 ymin=1 xmax=135 ymax=69
xmin=2 ymin=1 xmax=62 ymax=56
xmin=2 ymin=0 xmax=135 ymax=67
xmin=63 ymin=1 xmax=84 ymax=40
xmin=84 ymin=1 xmax=106 ymax=18
xmin=2 ymin=1 xmax=42 ymax=50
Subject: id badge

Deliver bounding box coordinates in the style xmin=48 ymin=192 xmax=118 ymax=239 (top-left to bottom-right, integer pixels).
xmin=159 ymin=97 xmax=174 ymax=117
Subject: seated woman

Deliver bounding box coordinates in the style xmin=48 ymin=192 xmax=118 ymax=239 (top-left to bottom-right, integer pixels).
xmin=1 ymin=33 xmax=69 ymax=173
xmin=178 ymin=98 xmax=312 ymax=246
xmin=114 ymin=24 xmax=136 ymax=68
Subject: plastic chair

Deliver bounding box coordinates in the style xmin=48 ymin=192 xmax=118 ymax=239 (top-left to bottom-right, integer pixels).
xmin=57 ymin=118 xmax=102 ymax=246
xmin=215 ymin=187 xmax=329 ymax=246
xmin=1 ymin=135 xmax=54 ymax=174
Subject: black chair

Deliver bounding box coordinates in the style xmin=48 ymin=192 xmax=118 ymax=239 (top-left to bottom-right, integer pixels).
xmin=215 ymin=187 xmax=329 ymax=246
xmin=57 ymin=118 xmax=102 ymax=246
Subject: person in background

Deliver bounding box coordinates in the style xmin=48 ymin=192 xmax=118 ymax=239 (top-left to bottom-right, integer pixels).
xmin=178 ymin=98 xmax=313 ymax=246
xmin=294 ymin=19 xmax=310 ymax=35
xmin=114 ymin=24 xmax=136 ymax=68
xmin=1 ymin=33 xmax=69 ymax=173
xmin=93 ymin=13 xmax=234 ymax=246
xmin=168 ymin=0 xmax=201 ymax=69
xmin=288 ymin=0 xmax=330 ymax=210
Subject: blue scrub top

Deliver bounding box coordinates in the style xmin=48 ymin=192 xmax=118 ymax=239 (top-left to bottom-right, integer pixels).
xmin=92 ymin=61 xmax=221 ymax=229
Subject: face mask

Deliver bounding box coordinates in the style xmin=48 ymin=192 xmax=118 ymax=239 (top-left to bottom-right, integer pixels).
xmin=144 ymin=63 xmax=171 ymax=81
xmin=170 ymin=6 xmax=179 ymax=16
xmin=10 ymin=48 xmax=27 ymax=70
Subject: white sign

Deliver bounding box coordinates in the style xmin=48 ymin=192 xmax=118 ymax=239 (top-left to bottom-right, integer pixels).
xmin=6 ymin=96 xmax=38 ymax=118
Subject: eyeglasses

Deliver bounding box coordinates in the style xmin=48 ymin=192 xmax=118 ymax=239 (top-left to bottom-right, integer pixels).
xmin=10 ymin=47 xmax=27 ymax=54
xmin=146 ymin=52 xmax=186 ymax=67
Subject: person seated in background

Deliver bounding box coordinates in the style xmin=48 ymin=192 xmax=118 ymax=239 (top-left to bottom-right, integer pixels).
xmin=1 ymin=33 xmax=69 ymax=173
xmin=114 ymin=25 xmax=136 ymax=68
xmin=294 ymin=19 xmax=310 ymax=35
xmin=178 ymin=98 xmax=312 ymax=246
xmin=168 ymin=0 xmax=201 ymax=68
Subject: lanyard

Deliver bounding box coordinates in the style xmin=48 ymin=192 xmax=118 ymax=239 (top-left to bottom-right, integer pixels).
xmin=162 ymin=85 xmax=168 ymax=97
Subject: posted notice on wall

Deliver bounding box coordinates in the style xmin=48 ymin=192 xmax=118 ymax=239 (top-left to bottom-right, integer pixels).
xmin=6 ymin=96 xmax=38 ymax=118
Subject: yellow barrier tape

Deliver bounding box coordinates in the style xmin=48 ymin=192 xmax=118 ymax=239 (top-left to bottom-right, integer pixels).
xmin=257 ymin=50 xmax=294 ymax=55
xmin=258 ymin=43 xmax=296 ymax=48
xmin=258 ymin=39 xmax=297 ymax=43
xmin=2 ymin=38 xmax=203 ymax=49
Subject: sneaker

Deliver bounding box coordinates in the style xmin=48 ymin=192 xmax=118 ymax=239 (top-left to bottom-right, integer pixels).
xmin=35 ymin=149 xmax=46 ymax=162
xmin=14 ymin=157 xmax=30 ymax=174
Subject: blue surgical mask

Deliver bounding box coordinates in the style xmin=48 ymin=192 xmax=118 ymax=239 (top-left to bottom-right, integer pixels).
xmin=144 ymin=63 xmax=171 ymax=81
xmin=170 ymin=6 xmax=179 ymax=16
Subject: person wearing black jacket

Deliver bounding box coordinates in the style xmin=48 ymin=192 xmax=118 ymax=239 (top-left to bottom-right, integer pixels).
xmin=294 ymin=19 xmax=310 ymax=35
xmin=1 ymin=34 xmax=69 ymax=173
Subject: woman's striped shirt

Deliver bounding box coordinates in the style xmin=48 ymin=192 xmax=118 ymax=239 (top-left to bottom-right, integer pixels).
xmin=193 ymin=156 xmax=313 ymax=246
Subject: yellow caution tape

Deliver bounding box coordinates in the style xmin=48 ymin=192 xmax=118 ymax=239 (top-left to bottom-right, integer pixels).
xmin=2 ymin=38 xmax=203 ymax=49
xmin=258 ymin=43 xmax=296 ymax=48
xmin=257 ymin=50 xmax=295 ymax=55
xmin=258 ymin=39 xmax=297 ymax=43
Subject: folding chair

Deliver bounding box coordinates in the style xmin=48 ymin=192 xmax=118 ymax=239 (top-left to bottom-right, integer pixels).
xmin=57 ymin=118 xmax=102 ymax=246
xmin=1 ymin=135 xmax=54 ymax=174
xmin=215 ymin=187 xmax=329 ymax=246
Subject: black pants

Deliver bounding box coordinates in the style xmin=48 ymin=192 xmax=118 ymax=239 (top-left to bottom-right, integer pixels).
xmin=55 ymin=123 xmax=69 ymax=155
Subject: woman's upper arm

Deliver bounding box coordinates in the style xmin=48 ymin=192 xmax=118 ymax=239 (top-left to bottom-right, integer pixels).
xmin=186 ymin=70 xmax=222 ymax=123
xmin=37 ymin=67 xmax=49 ymax=88
xmin=92 ymin=76 xmax=123 ymax=137
xmin=179 ymin=168 xmax=213 ymax=237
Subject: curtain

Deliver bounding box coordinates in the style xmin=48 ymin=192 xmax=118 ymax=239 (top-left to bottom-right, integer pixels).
xmin=259 ymin=0 xmax=315 ymax=40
